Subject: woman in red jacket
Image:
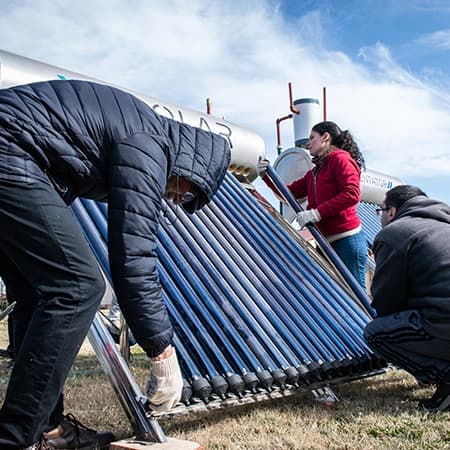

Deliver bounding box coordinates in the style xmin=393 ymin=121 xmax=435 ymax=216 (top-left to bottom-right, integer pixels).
xmin=259 ymin=121 xmax=368 ymax=289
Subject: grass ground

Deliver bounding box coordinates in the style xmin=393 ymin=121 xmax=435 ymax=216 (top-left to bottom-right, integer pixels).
xmin=0 ymin=321 xmax=449 ymax=449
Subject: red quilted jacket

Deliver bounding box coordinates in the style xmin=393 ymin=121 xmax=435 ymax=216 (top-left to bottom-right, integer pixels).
xmin=265 ymin=149 xmax=361 ymax=237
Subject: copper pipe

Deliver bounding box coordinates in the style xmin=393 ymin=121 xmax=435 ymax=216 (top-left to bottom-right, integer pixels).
xmin=288 ymin=82 xmax=300 ymax=115
xmin=276 ymin=114 xmax=293 ymax=152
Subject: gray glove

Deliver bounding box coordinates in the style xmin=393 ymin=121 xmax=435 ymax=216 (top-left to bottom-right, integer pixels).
xmin=256 ymin=157 xmax=270 ymax=177
xmin=296 ymin=209 xmax=321 ymax=228
xmin=146 ymin=347 xmax=183 ymax=412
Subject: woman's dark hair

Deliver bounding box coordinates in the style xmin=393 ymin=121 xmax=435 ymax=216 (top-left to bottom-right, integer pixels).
xmin=312 ymin=121 xmax=365 ymax=169
xmin=385 ymin=185 xmax=427 ymax=210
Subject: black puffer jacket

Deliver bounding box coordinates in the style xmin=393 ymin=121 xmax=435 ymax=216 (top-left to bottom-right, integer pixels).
xmin=0 ymin=80 xmax=231 ymax=357
xmin=372 ymin=195 xmax=450 ymax=339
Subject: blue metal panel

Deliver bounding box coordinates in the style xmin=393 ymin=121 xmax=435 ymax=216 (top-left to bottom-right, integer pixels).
xmin=358 ymin=202 xmax=382 ymax=247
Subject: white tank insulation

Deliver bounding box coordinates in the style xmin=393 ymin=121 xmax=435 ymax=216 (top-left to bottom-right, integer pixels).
xmin=360 ymin=168 xmax=404 ymax=204
xmin=292 ymin=98 xmax=321 ymax=147
xmin=0 ymin=49 xmax=265 ymax=182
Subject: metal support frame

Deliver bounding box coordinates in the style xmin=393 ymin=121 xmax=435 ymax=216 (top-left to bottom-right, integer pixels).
xmin=0 ymin=301 xmax=15 ymax=322
xmin=88 ymin=311 xmax=167 ymax=443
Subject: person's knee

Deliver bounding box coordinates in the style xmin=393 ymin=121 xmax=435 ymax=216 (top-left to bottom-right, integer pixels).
xmin=363 ymin=320 xmax=381 ymax=349
xmin=79 ymin=264 xmax=105 ymax=307
xmin=363 ymin=322 xmax=373 ymax=344
xmin=90 ymin=273 xmax=106 ymax=304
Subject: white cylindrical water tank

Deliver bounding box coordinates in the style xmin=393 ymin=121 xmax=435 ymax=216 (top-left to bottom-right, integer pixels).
xmin=361 ymin=168 xmax=404 ymax=204
xmin=292 ymin=98 xmax=321 ymax=147
xmin=273 ymin=147 xmax=312 ymax=222
xmin=0 ymin=49 xmax=265 ymax=182
xmin=273 ymin=147 xmax=313 ymax=185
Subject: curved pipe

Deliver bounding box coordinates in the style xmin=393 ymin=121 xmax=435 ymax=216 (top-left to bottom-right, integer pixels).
xmin=276 ymin=114 xmax=293 ymax=152
xmin=274 ymin=82 xmax=302 ymax=152
xmin=288 ymin=82 xmax=301 ymax=115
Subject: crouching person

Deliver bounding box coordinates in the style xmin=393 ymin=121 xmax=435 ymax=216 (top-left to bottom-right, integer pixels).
xmin=364 ymin=185 xmax=450 ymax=412
xmin=0 ymin=79 xmax=230 ymax=449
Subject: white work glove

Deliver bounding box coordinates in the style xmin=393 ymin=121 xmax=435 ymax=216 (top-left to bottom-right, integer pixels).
xmin=296 ymin=209 xmax=321 ymax=228
xmin=146 ymin=347 xmax=183 ymax=413
xmin=256 ymin=157 xmax=270 ymax=177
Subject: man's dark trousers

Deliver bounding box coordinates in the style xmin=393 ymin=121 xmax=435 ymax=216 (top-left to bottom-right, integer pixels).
xmin=364 ymin=309 xmax=450 ymax=384
xmin=0 ymin=177 xmax=105 ymax=449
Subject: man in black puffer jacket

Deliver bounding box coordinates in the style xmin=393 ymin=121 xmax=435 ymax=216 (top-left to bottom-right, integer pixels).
xmin=364 ymin=185 xmax=450 ymax=413
xmin=0 ymin=80 xmax=230 ymax=449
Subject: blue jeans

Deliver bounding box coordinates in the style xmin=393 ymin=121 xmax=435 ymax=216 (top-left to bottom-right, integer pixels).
xmin=331 ymin=231 xmax=368 ymax=290
xmin=0 ymin=178 xmax=105 ymax=449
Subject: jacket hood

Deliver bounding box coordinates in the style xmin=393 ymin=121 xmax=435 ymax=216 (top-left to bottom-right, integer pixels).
xmin=394 ymin=195 xmax=450 ymax=225
xmin=162 ymin=118 xmax=231 ymax=213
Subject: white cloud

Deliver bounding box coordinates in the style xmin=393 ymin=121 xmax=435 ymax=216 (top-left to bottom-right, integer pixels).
xmin=416 ymin=29 xmax=450 ymax=50
xmin=1 ymin=0 xmax=450 ymax=200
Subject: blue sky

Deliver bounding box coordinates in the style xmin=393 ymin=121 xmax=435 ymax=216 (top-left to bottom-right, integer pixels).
xmin=0 ymin=0 xmax=449 ymax=204
xmin=283 ymin=0 xmax=450 ymax=89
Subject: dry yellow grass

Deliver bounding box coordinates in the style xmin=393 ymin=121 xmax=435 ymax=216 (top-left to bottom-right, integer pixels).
xmin=1 ymin=321 xmax=449 ymax=449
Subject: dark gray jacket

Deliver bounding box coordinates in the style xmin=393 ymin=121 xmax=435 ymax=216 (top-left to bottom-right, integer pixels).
xmin=0 ymin=79 xmax=231 ymax=356
xmin=372 ymin=195 xmax=450 ymax=339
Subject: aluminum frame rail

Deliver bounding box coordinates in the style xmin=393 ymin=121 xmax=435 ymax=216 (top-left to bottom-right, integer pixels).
xmin=88 ymin=312 xmax=166 ymax=443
